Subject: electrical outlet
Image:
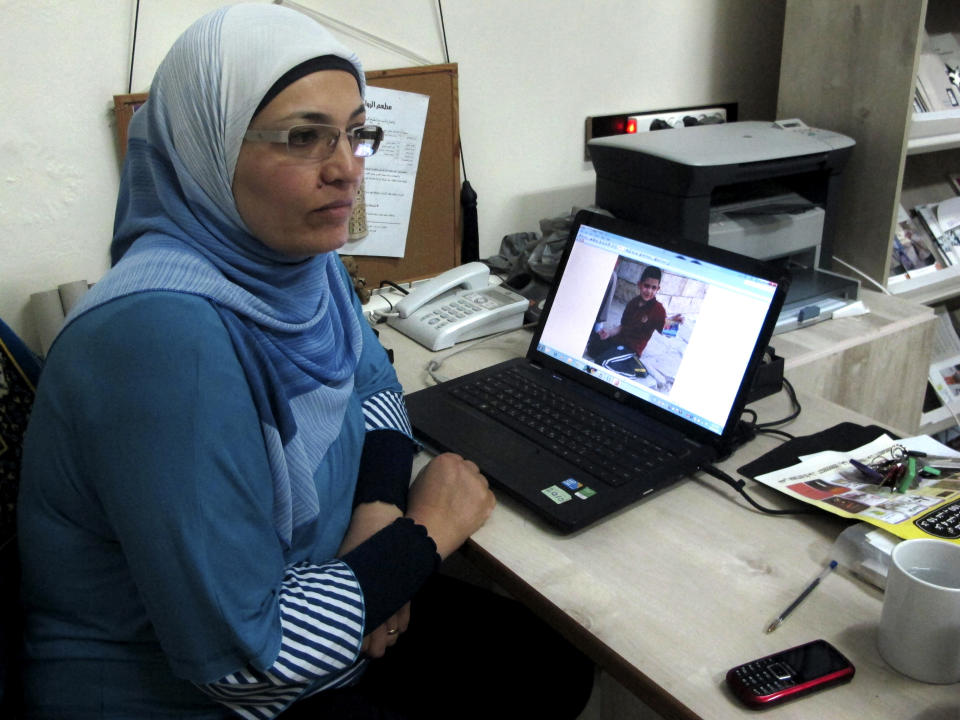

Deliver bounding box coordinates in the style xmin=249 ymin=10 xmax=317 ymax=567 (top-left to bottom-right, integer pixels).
xmin=628 ymin=106 xmax=728 ymax=133
xmin=584 ymin=102 xmax=737 ymax=160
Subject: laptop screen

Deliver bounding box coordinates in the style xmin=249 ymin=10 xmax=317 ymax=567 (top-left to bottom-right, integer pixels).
xmin=532 ymin=216 xmax=782 ymax=437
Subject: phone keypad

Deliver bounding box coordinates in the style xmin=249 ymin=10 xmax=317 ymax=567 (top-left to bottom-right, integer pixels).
xmin=732 ymin=660 xmax=797 ymax=697
xmin=426 ymin=299 xmax=477 ymax=328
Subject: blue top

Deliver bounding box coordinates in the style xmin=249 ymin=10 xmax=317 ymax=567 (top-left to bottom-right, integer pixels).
xmin=17 ymin=7 xmax=441 ymax=717
xmin=18 ymin=290 xmax=429 ymax=717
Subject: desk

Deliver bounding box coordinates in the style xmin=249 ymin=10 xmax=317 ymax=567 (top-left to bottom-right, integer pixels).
xmin=378 ymin=323 xmax=959 ymax=720
xmin=774 ymin=290 xmax=935 ymax=436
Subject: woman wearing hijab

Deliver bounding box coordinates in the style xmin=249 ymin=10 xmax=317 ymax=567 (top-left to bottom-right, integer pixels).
xmin=17 ymin=4 xmax=591 ymax=719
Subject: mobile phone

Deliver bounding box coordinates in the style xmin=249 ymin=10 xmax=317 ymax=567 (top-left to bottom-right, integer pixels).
xmin=725 ymin=639 xmax=855 ymax=708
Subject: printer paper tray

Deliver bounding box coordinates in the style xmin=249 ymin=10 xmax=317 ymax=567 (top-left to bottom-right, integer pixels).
xmin=774 ymin=267 xmax=860 ymax=335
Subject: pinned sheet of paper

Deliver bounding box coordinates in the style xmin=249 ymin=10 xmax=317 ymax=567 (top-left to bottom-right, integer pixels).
xmin=340 ymin=86 xmax=429 ymax=258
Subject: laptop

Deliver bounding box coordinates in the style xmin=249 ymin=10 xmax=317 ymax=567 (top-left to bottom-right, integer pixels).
xmin=405 ymin=210 xmax=789 ymax=533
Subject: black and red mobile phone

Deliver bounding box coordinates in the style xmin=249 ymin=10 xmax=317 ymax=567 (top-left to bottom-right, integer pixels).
xmin=725 ymin=639 xmax=855 ymax=708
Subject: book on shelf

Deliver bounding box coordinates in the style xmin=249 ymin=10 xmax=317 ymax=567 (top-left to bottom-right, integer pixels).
xmin=890 ymin=204 xmax=942 ymax=280
xmin=921 ymin=312 xmax=960 ymax=428
xmin=887 ymin=202 xmax=960 ymax=295
xmin=915 ymin=32 xmax=960 ymax=113
xmin=921 ymin=381 xmax=956 ymax=428
xmin=910 ymin=31 xmax=960 ymax=143
xmin=913 ymin=198 xmax=960 ymax=267
xmin=929 ymin=355 xmax=960 ymax=409
xmin=932 ymin=309 xmax=960 ymax=359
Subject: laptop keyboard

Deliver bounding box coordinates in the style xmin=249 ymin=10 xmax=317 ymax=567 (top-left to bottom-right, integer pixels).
xmin=449 ymin=366 xmax=679 ymax=487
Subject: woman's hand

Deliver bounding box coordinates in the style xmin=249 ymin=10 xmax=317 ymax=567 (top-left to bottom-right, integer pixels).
xmin=405 ymin=453 xmax=495 ymax=560
xmin=361 ymin=601 xmax=409 ymax=658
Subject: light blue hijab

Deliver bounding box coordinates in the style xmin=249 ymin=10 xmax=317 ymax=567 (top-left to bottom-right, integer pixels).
xmin=65 ymin=4 xmax=367 ymax=547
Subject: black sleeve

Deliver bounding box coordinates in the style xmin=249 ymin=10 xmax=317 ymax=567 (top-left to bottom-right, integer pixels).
xmin=353 ymin=429 xmax=417 ymax=512
xmin=341 ymin=517 xmax=441 ymax=629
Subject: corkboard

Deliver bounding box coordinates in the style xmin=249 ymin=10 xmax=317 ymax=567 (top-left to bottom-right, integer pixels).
xmin=113 ymin=63 xmax=462 ymax=290
xmin=112 ymin=92 xmax=148 ymax=159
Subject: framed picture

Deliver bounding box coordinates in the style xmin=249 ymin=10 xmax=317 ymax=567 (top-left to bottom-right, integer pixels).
xmin=113 ymin=92 xmax=149 ymax=160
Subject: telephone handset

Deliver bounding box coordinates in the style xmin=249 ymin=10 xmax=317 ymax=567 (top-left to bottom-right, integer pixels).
xmin=388 ymin=262 xmax=528 ymax=351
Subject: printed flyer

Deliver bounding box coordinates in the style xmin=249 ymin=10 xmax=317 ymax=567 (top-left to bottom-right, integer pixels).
xmin=754 ymin=434 xmax=960 ymax=543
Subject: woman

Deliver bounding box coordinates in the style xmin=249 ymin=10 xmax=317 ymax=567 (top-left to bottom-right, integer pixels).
xmin=17 ymin=4 xmax=591 ymax=719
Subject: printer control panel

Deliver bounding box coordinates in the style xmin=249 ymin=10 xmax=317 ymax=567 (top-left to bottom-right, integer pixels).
xmin=775 ymin=118 xmax=854 ymax=152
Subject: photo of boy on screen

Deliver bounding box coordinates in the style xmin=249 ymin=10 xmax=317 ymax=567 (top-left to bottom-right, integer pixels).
xmin=583 ymin=259 xmax=703 ymax=394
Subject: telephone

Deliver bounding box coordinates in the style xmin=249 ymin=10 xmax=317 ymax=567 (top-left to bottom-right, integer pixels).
xmin=387 ymin=262 xmax=528 ymax=351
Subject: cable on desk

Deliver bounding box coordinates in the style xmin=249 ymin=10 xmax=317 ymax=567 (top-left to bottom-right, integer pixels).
xmin=757 ymin=427 xmax=796 ymax=441
xmin=425 ymin=323 xmax=537 ymax=384
xmin=832 ymin=255 xmax=891 ymax=296
xmin=739 ymin=377 xmax=801 ymax=442
xmin=700 ymin=462 xmax=817 ymax=516
xmin=756 ymin=377 xmax=801 ymax=427
xmin=379 ymin=280 xmax=410 ymax=296
xmin=363 ymin=279 xmax=413 ymax=323
xmin=709 ymin=376 xmax=814 ymax=515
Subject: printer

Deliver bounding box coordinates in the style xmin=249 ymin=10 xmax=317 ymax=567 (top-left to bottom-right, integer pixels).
xmin=588 ymin=120 xmax=858 ymax=331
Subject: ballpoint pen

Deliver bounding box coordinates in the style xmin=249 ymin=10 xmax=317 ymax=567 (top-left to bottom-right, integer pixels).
xmin=766 ymin=560 xmax=838 ymax=633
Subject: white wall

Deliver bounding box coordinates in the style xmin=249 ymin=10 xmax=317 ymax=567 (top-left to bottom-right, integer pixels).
xmin=0 ymin=0 xmax=785 ymax=350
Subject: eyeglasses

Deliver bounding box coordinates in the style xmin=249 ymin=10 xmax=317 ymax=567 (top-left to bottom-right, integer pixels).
xmin=243 ymin=124 xmax=384 ymax=161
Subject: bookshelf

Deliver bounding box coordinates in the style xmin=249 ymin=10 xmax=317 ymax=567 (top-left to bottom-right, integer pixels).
xmin=777 ymin=0 xmax=960 ymax=435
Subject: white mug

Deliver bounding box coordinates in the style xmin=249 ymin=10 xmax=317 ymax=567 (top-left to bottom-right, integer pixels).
xmin=878 ymin=538 xmax=960 ymax=684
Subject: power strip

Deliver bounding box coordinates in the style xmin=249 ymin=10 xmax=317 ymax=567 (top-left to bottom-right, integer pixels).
xmin=628 ymin=106 xmax=728 ymax=133
xmin=584 ymin=101 xmax=737 ymax=159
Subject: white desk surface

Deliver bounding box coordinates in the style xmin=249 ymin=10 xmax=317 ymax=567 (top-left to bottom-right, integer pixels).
xmin=377 ymin=323 xmax=959 ymax=720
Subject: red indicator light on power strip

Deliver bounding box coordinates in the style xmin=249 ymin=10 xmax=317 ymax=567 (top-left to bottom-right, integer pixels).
xmin=625 ymin=118 xmax=638 ymax=133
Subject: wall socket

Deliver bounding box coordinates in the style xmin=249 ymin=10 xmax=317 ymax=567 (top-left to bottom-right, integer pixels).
xmin=584 ymin=102 xmax=738 ymax=160
xmin=627 ymin=106 xmax=729 ymax=133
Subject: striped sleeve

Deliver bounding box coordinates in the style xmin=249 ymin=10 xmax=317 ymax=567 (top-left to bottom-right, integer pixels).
xmin=196 ymin=560 xmax=367 ymax=720
xmin=362 ymin=389 xmax=412 ymax=437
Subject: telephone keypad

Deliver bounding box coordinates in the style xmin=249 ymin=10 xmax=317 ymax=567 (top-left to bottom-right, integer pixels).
xmin=731 ymin=661 xmax=797 ymax=696
xmin=428 ymin=298 xmax=481 ymax=328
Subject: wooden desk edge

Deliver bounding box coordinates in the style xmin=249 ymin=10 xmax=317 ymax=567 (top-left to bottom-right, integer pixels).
xmin=458 ymin=540 xmax=704 ymax=720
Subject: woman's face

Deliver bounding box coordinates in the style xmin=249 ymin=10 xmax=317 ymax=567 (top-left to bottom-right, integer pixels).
xmin=233 ymin=70 xmax=365 ymax=257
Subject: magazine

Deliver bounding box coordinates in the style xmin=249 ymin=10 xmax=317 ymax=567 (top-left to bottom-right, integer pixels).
xmin=920 ymin=313 xmax=960 ymax=426
xmin=890 ymin=204 xmax=941 ymax=279
xmin=930 ymin=357 xmax=960 ymax=408
xmin=915 ymin=32 xmax=960 ymax=112
xmin=754 ymin=434 xmax=960 ymax=543
xmin=914 ymin=201 xmax=960 ymax=266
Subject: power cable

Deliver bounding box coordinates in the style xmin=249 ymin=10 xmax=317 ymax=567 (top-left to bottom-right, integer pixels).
xmin=127 ymin=0 xmax=141 ymax=94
